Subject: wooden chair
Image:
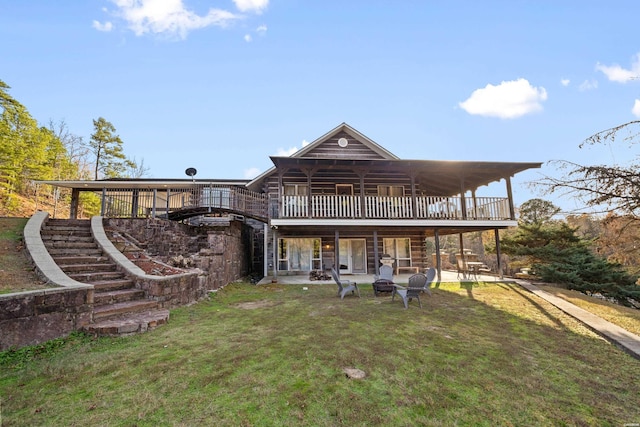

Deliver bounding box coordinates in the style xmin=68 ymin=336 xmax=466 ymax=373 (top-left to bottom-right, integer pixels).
xmin=392 ymin=268 xmax=436 ymax=308
xmin=330 ymin=267 xmax=360 ymax=299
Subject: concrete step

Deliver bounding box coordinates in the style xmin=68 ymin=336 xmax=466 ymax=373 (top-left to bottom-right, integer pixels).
xmin=53 ymin=255 xmax=111 ymax=265
xmin=83 ymin=310 xmax=170 ymax=337
xmin=68 ymin=271 xmax=125 ymax=282
xmin=46 ymin=248 xmax=103 ymax=256
xmin=46 ymin=219 xmax=90 ymax=227
xmin=61 ymin=263 xmax=118 ymax=273
xmin=92 ymin=279 xmax=136 ymax=292
xmin=45 ymin=241 xmax=99 ymax=249
xmin=94 ymin=288 xmax=145 ymax=305
xmin=93 ymin=300 xmax=159 ymax=321
xmin=91 ymin=277 xmax=135 ymax=292
xmin=41 ymin=234 xmax=94 ymax=242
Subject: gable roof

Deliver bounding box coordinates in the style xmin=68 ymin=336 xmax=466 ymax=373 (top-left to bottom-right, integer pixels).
xmin=292 ymin=122 xmax=398 ymax=160
xmin=246 ymin=123 xmax=397 ymax=190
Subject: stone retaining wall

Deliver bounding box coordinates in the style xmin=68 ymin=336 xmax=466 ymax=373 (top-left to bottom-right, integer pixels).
xmin=105 ymin=218 xmax=251 ymax=291
xmin=0 ymin=216 xmax=252 ymax=351
xmin=0 ymin=287 xmax=93 ymax=350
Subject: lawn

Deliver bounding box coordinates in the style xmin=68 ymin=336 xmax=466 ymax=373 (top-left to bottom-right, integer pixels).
xmin=2 ymin=281 xmax=640 ymax=426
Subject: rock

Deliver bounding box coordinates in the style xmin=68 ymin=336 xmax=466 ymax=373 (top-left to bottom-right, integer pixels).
xmin=343 ymin=367 xmax=366 ymax=379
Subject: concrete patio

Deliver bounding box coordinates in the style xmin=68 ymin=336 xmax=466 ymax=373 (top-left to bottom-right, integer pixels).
xmin=256 ymin=269 xmax=503 ymax=286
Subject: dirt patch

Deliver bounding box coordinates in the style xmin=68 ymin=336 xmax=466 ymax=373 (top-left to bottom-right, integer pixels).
xmin=123 ymin=252 xmax=185 ymax=276
xmin=235 ymin=300 xmax=280 ymax=310
xmin=0 ymin=218 xmax=52 ymax=294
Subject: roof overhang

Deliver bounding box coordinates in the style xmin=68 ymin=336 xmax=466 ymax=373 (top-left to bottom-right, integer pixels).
xmin=36 ymin=178 xmax=251 ymax=190
xmin=267 ymin=157 xmax=542 ymax=195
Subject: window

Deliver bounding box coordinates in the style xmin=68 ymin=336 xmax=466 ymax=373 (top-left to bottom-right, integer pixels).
xmin=284 ymin=184 xmax=308 ymax=196
xmin=377 ymin=185 xmax=404 ymax=197
xmin=278 ymin=238 xmax=322 ymax=271
xmin=383 ymin=238 xmax=412 ymax=268
xmin=336 ymin=184 xmax=353 ymax=195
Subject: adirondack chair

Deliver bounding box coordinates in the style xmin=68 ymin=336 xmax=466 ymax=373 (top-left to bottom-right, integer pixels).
xmin=330 ymin=267 xmax=360 ymax=299
xmin=372 ymin=264 xmax=395 ymax=296
xmin=392 ymin=267 xmax=436 ymax=309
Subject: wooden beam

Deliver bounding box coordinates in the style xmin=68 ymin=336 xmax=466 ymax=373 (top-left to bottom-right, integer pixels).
xmin=434 ymin=229 xmax=441 ymax=282
xmin=494 ymin=228 xmax=503 ymax=279
xmin=506 ymin=176 xmax=515 ymax=220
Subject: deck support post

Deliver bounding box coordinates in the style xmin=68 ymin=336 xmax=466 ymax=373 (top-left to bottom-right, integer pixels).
xmin=494 ymin=228 xmax=503 ymax=279
xmin=373 ymin=230 xmax=379 ymax=276
xmin=101 ymin=188 xmax=106 ymax=216
xmin=70 ymin=188 xmax=80 ymax=219
xmin=505 ymin=176 xmax=515 ymax=220
xmin=272 ymin=228 xmax=278 ymax=281
xmin=334 ymin=230 xmax=340 ymax=278
xmin=434 ymin=229 xmax=442 ymax=282
xmin=152 ymin=189 xmax=157 ymax=218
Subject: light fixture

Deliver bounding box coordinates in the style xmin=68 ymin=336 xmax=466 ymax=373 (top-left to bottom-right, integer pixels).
xmin=185 ymin=167 xmax=197 ymax=182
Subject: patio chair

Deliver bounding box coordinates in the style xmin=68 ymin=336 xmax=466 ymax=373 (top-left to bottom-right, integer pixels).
xmin=330 ymin=267 xmax=360 ymax=299
xmin=456 ymin=258 xmax=476 ymax=281
xmin=372 ymin=264 xmax=395 ymax=296
xmin=392 ymin=267 xmax=436 ymax=309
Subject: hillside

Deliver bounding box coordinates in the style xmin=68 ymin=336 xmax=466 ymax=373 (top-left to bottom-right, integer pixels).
xmin=0 ymin=190 xmax=72 ymax=219
xmin=0 ymin=192 xmax=69 ymax=294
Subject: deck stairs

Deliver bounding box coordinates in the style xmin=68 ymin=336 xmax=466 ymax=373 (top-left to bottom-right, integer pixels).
xmin=40 ymin=218 xmax=169 ymax=336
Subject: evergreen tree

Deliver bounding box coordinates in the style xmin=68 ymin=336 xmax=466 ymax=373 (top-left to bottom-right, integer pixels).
xmin=500 ymin=200 xmax=640 ymax=306
xmin=88 ymin=117 xmax=135 ymax=179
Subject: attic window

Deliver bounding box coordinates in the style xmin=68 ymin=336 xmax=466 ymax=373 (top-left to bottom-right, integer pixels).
xmin=337 ymin=137 xmax=349 ymax=148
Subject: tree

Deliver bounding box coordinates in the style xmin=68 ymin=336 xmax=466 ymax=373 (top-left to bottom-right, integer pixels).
xmin=123 ymin=156 xmax=150 ymax=179
xmin=0 ymin=79 xmax=39 ymax=193
xmin=518 ymin=198 xmax=561 ymax=225
xmin=595 ymin=214 xmax=640 ymax=276
xmin=537 ymin=120 xmax=640 ymax=216
xmin=49 ymin=119 xmax=91 ymax=180
xmin=88 ymin=117 xmax=135 ymax=180
xmin=499 ymin=199 xmax=640 ymax=306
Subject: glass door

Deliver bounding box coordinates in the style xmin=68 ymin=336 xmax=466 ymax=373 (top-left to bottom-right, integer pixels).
xmin=339 ymin=239 xmax=367 ymax=274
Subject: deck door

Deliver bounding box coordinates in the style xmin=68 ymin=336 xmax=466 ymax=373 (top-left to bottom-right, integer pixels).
xmin=339 ymin=239 xmax=367 ymax=274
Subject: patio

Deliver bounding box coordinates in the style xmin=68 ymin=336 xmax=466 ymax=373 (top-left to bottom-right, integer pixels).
xmin=256 ymin=269 xmax=501 ymax=286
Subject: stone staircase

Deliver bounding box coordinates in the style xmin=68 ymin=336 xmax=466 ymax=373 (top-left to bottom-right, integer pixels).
xmin=41 ymin=218 xmax=169 ymax=336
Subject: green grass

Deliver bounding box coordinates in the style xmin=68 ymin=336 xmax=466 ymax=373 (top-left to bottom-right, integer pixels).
xmin=2 ymin=281 xmax=640 ymax=426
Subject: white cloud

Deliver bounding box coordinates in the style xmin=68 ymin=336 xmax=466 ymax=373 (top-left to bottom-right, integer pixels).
xmin=633 ymin=99 xmax=640 ymax=118
xmin=256 ymin=24 xmax=267 ymax=35
xmin=92 ymin=20 xmax=113 ymax=32
xmin=596 ymin=53 xmax=640 ymax=83
xmin=107 ymin=0 xmax=240 ymax=39
xmin=560 ymin=78 xmax=570 ymax=87
xmin=233 ymin=0 xmax=269 ymax=13
xmin=276 ymin=146 xmax=299 ymax=156
xmin=275 ymin=140 xmax=310 ymax=157
xmin=244 ymin=167 xmax=261 ymax=179
xmin=579 ymin=79 xmax=598 ymax=91
xmin=244 ymin=34 xmax=252 ymax=42
xmin=458 ymin=78 xmax=548 ymax=119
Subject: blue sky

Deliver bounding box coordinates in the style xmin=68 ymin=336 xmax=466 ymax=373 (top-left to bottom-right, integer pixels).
xmin=1 ymin=0 xmax=639 ymax=212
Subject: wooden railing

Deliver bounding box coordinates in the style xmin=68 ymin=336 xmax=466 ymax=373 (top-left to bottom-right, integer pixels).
xmin=279 ymin=195 xmax=511 ymax=220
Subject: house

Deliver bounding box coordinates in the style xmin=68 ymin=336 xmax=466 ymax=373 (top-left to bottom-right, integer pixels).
xmin=246 ymin=123 xmax=540 ymax=280
xmin=39 ymin=123 xmax=541 ymax=281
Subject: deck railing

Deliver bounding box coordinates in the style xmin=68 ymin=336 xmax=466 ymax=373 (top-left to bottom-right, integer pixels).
xmin=279 ymin=195 xmax=511 ymax=220
xmin=100 ymin=185 xmax=268 ymax=220
xmin=97 ymin=186 xmax=510 ymax=222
